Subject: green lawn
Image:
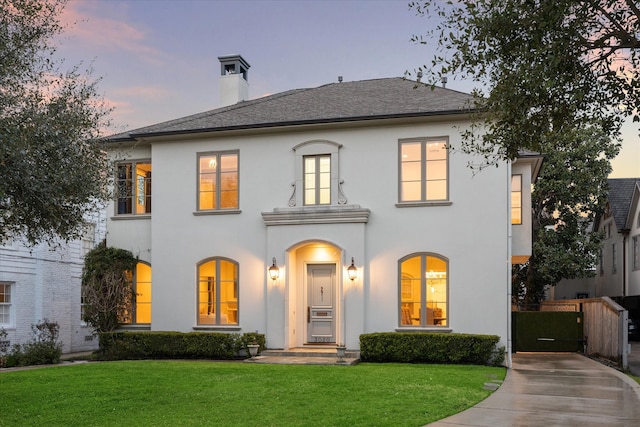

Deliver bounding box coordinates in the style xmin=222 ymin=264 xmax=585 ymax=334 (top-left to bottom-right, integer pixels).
xmin=0 ymin=361 xmax=504 ymax=427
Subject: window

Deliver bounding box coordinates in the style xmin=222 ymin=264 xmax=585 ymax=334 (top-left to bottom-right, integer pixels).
xmin=123 ymin=262 xmax=152 ymax=324
xmin=116 ymin=160 xmax=152 ymax=215
xmin=198 ymin=152 xmax=239 ymax=210
xmin=0 ymin=283 xmax=11 ymax=325
xmin=633 ymin=236 xmax=639 ymax=271
xmin=511 ymin=175 xmax=522 ymax=225
xmin=599 ymin=248 xmax=604 ymax=276
xmin=304 ymin=155 xmax=331 ymax=205
xmin=399 ymin=253 xmax=448 ymax=327
xmin=612 ymin=243 xmax=617 ymax=274
xmin=399 ymin=138 xmax=448 ymax=203
xmin=81 ymin=223 xmax=96 ymax=257
xmin=198 ymin=258 xmax=238 ymax=325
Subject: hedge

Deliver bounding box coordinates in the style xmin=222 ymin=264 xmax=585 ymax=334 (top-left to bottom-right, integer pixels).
xmin=360 ymin=332 xmax=502 ymax=365
xmin=97 ymin=331 xmax=265 ymax=361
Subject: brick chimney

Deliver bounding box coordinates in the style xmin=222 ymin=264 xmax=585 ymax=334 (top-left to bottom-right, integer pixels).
xmin=218 ymin=54 xmax=250 ymax=107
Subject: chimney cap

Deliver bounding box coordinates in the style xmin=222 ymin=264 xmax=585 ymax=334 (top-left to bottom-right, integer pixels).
xmin=218 ymin=54 xmax=250 ymax=80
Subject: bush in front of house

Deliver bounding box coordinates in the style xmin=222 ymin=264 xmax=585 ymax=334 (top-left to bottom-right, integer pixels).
xmin=97 ymin=331 xmax=266 ymax=361
xmin=360 ymin=332 xmax=502 ymax=365
xmin=2 ymin=320 xmax=63 ymax=368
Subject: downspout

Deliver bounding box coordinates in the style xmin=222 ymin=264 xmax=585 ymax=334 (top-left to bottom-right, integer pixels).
xmin=623 ymin=234 xmax=627 ymax=297
xmin=506 ymin=159 xmax=513 ymax=369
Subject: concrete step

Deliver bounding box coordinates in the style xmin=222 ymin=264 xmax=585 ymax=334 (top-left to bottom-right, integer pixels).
xmin=246 ymin=347 xmax=360 ymax=365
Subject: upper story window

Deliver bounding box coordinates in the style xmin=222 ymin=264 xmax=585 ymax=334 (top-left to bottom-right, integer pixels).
xmin=116 ymin=160 xmax=151 ymax=215
xmin=304 ymin=155 xmax=331 ymax=205
xmin=399 ymin=253 xmax=448 ymax=328
xmin=612 ymin=243 xmax=617 ymax=274
xmin=511 ymin=175 xmax=522 ymax=225
xmin=198 ymin=151 xmax=239 ymax=211
xmin=291 ymin=140 xmax=344 ymax=207
xmin=81 ymin=223 xmax=96 ymax=257
xmin=632 ymin=236 xmax=639 ymax=271
xmin=399 ymin=138 xmax=448 ymax=203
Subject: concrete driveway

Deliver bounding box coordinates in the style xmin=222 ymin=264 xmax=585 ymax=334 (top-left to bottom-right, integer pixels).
xmin=427 ymin=352 xmax=640 ymax=427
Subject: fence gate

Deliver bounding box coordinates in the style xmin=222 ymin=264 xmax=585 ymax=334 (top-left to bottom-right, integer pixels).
xmin=512 ymin=312 xmax=584 ymax=352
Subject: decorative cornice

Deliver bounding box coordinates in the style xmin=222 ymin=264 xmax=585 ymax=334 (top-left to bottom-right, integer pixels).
xmin=261 ymin=205 xmax=370 ymax=226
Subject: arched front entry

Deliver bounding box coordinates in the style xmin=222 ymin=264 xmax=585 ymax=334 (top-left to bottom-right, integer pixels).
xmin=287 ymin=241 xmax=344 ymax=348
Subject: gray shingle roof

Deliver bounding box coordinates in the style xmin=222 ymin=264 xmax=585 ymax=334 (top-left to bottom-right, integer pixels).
xmin=109 ymin=78 xmax=476 ymax=141
xmin=607 ymin=178 xmax=640 ymax=231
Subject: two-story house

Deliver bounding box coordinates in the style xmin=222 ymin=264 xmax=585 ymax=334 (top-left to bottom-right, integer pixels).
xmin=104 ymin=55 xmax=541 ymax=353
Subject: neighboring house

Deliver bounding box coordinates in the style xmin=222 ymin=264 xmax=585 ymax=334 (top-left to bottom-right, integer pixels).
xmin=595 ymin=178 xmax=640 ymax=320
xmin=0 ymin=215 xmax=105 ymax=353
xmin=104 ymin=55 xmax=542 ymax=353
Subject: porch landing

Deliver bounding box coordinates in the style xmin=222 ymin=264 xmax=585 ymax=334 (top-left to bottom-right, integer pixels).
xmin=245 ymin=347 xmax=360 ymax=365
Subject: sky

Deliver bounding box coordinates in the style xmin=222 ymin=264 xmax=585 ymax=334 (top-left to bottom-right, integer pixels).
xmin=56 ymin=0 xmax=638 ymax=178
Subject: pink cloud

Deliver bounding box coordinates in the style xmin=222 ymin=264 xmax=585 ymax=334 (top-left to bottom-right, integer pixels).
xmin=59 ymin=1 xmax=166 ymax=64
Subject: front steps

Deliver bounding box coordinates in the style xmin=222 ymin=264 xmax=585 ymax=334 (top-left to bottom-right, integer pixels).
xmin=245 ymin=347 xmax=360 ymax=365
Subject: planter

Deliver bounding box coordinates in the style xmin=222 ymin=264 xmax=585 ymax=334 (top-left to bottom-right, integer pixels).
xmin=336 ymin=345 xmax=347 ymax=363
xmin=247 ymin=344 xmax=260 ymax=359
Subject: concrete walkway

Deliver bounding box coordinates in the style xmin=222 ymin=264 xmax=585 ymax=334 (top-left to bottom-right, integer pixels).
xmin=427 ymin=352 xmax=640 ymax=427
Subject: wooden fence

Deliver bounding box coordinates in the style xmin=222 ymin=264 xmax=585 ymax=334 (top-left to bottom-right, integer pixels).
xmin=541 ymin=297 xmax=629 ymax=369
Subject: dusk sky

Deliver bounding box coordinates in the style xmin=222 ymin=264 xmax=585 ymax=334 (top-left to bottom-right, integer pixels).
xmin=57 ymin=0 xmax=638 ymax=178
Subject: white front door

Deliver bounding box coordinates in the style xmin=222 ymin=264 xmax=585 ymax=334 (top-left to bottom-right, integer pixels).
xmin=306 ymin=264 xmax=336 ymax=344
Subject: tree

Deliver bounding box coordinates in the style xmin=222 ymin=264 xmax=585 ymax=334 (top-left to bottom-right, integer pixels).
xmin=0 ymin=0 xmax=112 ymax=246
xmin=409 ymin=0 xmax=638 ymax=165
xmin=513 ymin=125 xmax=619 ymax=308
xmin=81 ymin=243 xmax=137 ymax=334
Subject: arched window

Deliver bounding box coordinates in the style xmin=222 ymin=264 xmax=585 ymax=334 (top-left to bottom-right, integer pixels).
xmin=123 ymin=262 xmax=152 ymax=324
xmin=399 ymin=253 xmax=448 ymax=327
xmin=197 ymin=258 xmax=238 ymax=325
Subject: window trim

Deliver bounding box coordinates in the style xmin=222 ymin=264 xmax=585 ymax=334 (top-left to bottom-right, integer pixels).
xmin=114 ymin=159 xmax=152 ymax=217
xmin=397 ymin=252 xmax=449 ymax=329
xmin=397 ymin=137 xmax=449 ymax=205
xmin=632 ymin=235 xmax=639 ymax=271
xmin=292 ymin=140 xmax=342 ymax=207
xmin=196 ymin=150 xmax=240 ymax=212
xmin=0 ymin=282 xmax=13 ymax=327
xmin=511 ymin=174 xmax=522 ymax=225
xmin=196 ymin=257 xmax=239 ymax=327
xmin=122 ymin=261 xmax=152 ymax=326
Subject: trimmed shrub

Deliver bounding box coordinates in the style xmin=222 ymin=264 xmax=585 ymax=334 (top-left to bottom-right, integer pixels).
xmin=360 ymin=332 xmax=501 ymax=365
xmin=97 ymin=331 xmax=266 ymax=361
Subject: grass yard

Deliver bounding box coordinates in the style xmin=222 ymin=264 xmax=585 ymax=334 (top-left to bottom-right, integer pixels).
xmin=0 ymin=361 xmax=504 ymax=427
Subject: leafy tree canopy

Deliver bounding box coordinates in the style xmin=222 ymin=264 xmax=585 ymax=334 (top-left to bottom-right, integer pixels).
xmin=0 ymin=0 xmax=112 ymax=246
xmin=513 ymin=125 xmax=619 ymax=308
xmin=409 ymin=0 xmax=638 ymax=164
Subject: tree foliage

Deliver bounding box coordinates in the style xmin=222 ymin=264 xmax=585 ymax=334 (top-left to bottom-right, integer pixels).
xmin=409 ymin=0 xmax=637 ymax=164
xmin=0 ymin=0 xmax=112 ymax=246
xmin=513 ymin=126 xmax=619 ymax=308
xmin=81 ymin=242 xmax=137 ymax=334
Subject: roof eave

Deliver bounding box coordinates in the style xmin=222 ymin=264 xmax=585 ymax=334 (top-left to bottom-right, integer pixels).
xmin=126 ymin=109 xmax=476 ymax=140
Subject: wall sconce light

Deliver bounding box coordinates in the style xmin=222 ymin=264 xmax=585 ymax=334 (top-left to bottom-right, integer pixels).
xmin=347 ymin=257 xmax=357 ymax=281
xmin=268 ymin=257 xmax=280 ymax=281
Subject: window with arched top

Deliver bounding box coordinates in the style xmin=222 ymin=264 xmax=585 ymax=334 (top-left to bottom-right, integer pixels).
xmin=122 ymin=261 xmax=152 ymax=324
xmin=399 ymin=253 xmax=448 ymax=327
xmin=197 ymin=258 xmax=238 ymax=325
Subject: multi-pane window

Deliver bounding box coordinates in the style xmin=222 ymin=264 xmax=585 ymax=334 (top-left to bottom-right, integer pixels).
xmin=399 ymin=254 xmax=448 ymax=327
xmin=633 ymin=236 xmax=639 ymax=271
xmin=198 ymin=258 xmax=238 ymax=325
xmin=0 ymin=283 xmax=11 ymax=325
xmin=511 ymin=175 xmax=522 ymax=225
xmin=122 ymin=262 xmax=152 ymax=324
xmin=81 ymin=223 xmax=96 ymax=257
xmin=198 ymin=152 xmax=239 ymax=210
xmin=399 ymin=138 xmax=448 ymax=202
xmin=304 ymin=155 xmax=331 ymax=205
xmin=116 ymin=161 xmax=152 ymax=215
